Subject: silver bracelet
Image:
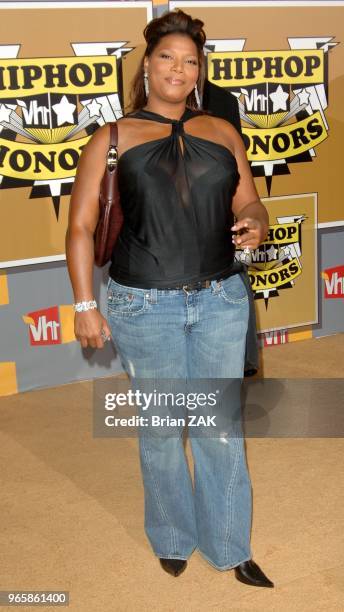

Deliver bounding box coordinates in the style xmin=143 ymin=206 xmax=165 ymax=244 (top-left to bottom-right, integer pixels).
xmin=73 ymin=299 xmax=97 ymax=312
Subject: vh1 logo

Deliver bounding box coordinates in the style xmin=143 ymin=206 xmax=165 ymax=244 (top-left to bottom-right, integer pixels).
xmin=260 ymin=329 xmax=288 ymax=347
xmin=322 ymin=265 xmax=344 ymax=299
xmin=23 ymin=306 xmax=61 ymax=345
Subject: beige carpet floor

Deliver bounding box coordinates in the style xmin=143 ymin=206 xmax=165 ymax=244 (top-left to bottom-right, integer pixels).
xmin=0 ymin=334 xmax=343 ymax=611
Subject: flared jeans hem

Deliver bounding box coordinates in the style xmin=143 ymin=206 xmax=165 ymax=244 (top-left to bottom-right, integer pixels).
xmin=152 ymin=547 xmax=252 ymax=571
xmin=198 ymin=549 xmax=252 ymax=571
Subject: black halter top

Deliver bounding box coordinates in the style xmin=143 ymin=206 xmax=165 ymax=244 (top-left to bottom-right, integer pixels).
xmin=108 ymin=107 xmax=240 ymax=288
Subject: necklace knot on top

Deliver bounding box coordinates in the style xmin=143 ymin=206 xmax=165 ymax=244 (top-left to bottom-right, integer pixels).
xmin=171 ymin=119 xmax=185 ymax=135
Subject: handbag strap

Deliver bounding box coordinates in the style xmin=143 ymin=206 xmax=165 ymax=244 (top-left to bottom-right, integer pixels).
xmin=109 ymin=121 xmax=118 ymax=146
xmin=107 ymin=122 xmax=118 ymax=171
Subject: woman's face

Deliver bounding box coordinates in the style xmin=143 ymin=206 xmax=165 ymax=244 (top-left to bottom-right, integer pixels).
xmin=143 ymin=33 xmax=200 ymax=104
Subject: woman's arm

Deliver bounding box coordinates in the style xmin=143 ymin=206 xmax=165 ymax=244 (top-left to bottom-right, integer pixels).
xmin=222 ymin=123 xmax=269 ymax=250
xmin=65 ymin=123 xmax=112 ymax=349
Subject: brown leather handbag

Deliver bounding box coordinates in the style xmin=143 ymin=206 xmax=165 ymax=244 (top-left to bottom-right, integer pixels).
xmin=94 ymin=122 xmax=124 ymax=267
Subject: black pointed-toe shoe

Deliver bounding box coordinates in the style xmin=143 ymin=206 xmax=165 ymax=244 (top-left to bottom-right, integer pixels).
xmin=159 ymin=558 xmax=187 ymax=577
xmin=234 ymin=560 xmax=274 ymax=587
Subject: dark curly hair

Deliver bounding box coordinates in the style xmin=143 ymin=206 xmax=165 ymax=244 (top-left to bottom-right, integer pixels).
xmin=126 ymin=9 xmax=207 ymax=113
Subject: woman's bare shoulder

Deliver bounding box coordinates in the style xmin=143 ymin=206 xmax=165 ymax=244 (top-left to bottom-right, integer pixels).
xmin=202 ymin=113 xmax=241 ymax=140
xmin=84 ymin=122 xmax=110 ymax=146
xmin=193 ymin=113 xmax=242 ymax=155
xmin=81 ymin=116 xmax=137 ymax=154
xmin=86 ymin=115 xmax=135 ymax=138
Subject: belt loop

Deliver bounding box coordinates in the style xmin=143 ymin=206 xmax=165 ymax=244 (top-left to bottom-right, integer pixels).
xmin=213 ymin=279 xmax=222 ymax=294
xmin=150 ymin=288 xmax=157 ymax=304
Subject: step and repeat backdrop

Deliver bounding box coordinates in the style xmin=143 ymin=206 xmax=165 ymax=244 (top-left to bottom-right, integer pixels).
xmin=0 ymin=1 xmax=343 ymax=395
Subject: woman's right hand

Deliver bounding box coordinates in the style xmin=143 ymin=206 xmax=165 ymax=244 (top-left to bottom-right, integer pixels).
xmin=74 ymin=309 xmax=112 ymax=349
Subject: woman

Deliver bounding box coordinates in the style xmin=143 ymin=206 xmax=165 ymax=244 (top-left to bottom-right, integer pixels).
xmin=65 ymin=9 xmax=273 ymax=587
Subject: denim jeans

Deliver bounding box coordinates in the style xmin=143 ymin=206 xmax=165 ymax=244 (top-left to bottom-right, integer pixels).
xmin=106 ymin=273 xmax=253 ymax=570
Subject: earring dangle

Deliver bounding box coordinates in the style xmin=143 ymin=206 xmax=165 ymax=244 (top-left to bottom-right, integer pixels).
xmin=194 ymin=84 xmax=201 ymax=109
xmin=144 ymin=72 xmax=149 ymax=97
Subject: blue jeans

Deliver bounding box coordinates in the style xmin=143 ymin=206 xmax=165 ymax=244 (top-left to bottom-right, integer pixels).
xmin=106 ymin=274 xmax=252 ymax=570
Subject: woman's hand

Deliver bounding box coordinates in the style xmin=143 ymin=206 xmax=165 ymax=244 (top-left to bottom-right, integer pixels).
xmin=74 ymin=309 xmax=112 ymax=349
xmin=231 ymin=217 xmax=268 ymax=250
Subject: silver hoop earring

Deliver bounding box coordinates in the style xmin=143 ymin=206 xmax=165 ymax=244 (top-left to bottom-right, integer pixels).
xmin=194 ymin=83 xmax=201 ymax=109
xmin=144 ymin=72 xmax=149 ymax=97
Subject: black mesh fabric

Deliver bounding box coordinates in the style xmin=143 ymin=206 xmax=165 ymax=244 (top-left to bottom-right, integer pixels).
xmin=109 ymin=107 xmax=240 ymax=288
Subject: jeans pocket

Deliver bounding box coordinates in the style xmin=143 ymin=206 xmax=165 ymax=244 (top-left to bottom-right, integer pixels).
xmin=219 ymin=274 xmax=248 ymax=304
xmin=107 ymin=282 xmax=147 ymax=317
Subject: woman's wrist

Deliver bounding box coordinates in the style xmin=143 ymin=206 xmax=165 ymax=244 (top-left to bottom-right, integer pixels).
xmin=73 ymin=299 xmax=97 ymax=312
xmin=235 ymin=203 xmax=269 ymax=240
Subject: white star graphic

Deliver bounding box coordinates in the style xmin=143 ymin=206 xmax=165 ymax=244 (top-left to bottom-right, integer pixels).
xmin=0 ymin=103 xmax=12 ymax=123
xmin=297 ymin=88 xmax=311 ymax=106
xmin=237 ymin=250 xmax=251 ymax=264
xmin=280 ymin=245 xmax=292 ymax=258
xmin=52 ymin=95 xmax=76 ymax=126
xmin=266 ymin=245 xmax=278 ymax=261
xmin=85 ymin=98 xmax=102 ymax=118
xmin=269 ymin=85 xmax=289 ymax=113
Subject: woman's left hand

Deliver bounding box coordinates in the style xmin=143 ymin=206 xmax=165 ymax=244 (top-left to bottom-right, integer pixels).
xmin=231 ymin=217 xmax=268 ymax=250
